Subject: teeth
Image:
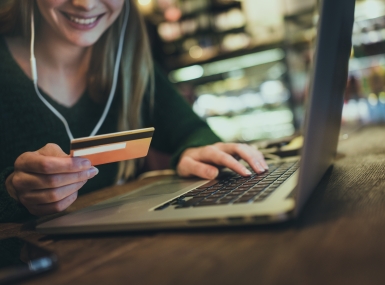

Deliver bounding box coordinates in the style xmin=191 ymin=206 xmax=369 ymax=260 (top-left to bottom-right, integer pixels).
xmin=69 ymin=16 xmax=97 ymax=25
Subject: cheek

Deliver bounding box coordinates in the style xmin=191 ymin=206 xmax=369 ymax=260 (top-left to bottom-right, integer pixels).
xmin=105 ymin=0 xmax=125 ymax=15
xmin=103 ymin=0 xmax=125 ymax=29
xmin=36 ymin=0 xmax=66 ymax=10
xmin=36 ymin=0 xmax=66 ymax=25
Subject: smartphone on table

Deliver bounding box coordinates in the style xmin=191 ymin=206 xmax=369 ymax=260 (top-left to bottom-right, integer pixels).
xmin=0 ymin=237 xmax=58 ymax=284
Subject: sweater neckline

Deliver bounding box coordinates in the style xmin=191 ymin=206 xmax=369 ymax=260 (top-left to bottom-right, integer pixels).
xmin=0 ymin=36 xmax=86 ymax=111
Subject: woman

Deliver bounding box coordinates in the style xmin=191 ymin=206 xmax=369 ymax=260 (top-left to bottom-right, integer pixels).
xmin=0 ymin=0 xmax=268 ymax=222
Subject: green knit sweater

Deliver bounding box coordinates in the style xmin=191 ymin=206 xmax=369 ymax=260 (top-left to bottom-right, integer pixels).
xmin=0 ymin=36 xmax=221 ymax=223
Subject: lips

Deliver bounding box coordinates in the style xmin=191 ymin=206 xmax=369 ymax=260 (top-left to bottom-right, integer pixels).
xmin=61 ymin=11 xmax=105 ymax=29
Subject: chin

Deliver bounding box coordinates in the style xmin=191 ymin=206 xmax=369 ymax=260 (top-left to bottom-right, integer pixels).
xmin=67 ymin=35 xmax=101 ymax=47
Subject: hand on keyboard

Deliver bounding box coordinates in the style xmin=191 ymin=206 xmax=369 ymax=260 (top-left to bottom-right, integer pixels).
xmin=176 ymin=142 xmax=269 ymax=180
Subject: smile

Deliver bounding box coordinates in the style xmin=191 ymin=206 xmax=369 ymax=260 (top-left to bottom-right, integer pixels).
xmin=69 ymin=16 xmax=98 ymax=25
xmin=61 ymin=12 xmax=105 ymax=27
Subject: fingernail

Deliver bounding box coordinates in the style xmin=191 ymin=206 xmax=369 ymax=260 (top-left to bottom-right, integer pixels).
xmin=244 ymin=168 xmax=252 ymax=176
xmin=87 ymin=167 xmax=99 ymax=178
xmin=262 ymin=161 xmax=269 ymax=170
xmin=208 ymin=168 xmax=219 ymax=179
xmin=254 ymin=160 xmax=265 ymax=172
xmin=82 ymin=159 xmax=91 ymax=169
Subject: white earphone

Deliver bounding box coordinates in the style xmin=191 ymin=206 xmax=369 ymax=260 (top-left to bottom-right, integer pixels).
xmin=30 ymin=1 xmax=130 ymax=141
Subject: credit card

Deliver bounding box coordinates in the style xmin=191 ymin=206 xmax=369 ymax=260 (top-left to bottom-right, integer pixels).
xmin=70 ymin=127 xmax=154 ymax=166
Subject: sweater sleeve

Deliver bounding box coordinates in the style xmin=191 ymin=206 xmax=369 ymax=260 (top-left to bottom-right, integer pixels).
xmin=143 ymin=65 xmax=222 ymax=169
xmin=0 ymin=167 xmax=34 ymax=223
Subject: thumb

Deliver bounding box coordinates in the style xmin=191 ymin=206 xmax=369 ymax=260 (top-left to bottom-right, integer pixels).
xmin=37 ymin=143 xmax=69 ymax=157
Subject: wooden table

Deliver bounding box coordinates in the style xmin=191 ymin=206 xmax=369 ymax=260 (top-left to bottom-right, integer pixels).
xmin=2 ymin=124 xmax=385 ymax=285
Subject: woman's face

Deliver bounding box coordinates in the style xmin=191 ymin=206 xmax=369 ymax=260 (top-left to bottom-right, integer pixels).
xmin=36 ymin=0 xmax=125 ymax=47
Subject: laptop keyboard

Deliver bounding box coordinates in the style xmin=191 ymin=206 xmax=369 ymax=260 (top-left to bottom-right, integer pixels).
xmin=154 ymin=161 xmax=299 ymax=211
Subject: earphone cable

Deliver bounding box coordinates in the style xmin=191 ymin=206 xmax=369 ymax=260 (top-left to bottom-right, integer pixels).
xmin=30 ymin=1 xmax=130 ymax=141
xmin=90 ymin=1 xmax=129 ymax=137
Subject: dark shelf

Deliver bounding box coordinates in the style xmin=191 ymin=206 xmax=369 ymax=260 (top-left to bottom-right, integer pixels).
xmin=179 ymin=1 xmax=241 ymax=20
xmin=160 ymin=26 xmax=246 ymax=47
xmin=146 ymin=1 xmax=242 ymax=24
xmin=165 ymin=41 xmax=283 ymax=71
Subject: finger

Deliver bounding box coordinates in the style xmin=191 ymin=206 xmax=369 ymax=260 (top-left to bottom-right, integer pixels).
xmin=37 ymin=143 xmax=69 ymax=157
xmin=15 ymin=152 xmax=92 ymax=174
xmin=27 ymin=191 xmax=78 ymax=216
xmin=19 ymin=180 xmax=87 ymax=204
xmin=217 ymin=143 xmax=265 ymax=161
xmin=12 ymin=167 xmax=98 ymax=190
xmin=196 ymin=146 xmax=252 ymax=177
xmin=221 ymin=144 xmax=268 ymax=173
xmin=177 ymin=156 xmax=219 ymax=180
xmin=251 ymin=145 xmax=269 ymax=169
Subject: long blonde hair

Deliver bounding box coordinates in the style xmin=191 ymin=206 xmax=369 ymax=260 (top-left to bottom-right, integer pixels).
xmin=0 ymin=0 xmax=154 ymax=182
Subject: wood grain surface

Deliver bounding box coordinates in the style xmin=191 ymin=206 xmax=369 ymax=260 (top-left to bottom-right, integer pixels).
xmin=1 ymin=124 xmax=385 ymax=285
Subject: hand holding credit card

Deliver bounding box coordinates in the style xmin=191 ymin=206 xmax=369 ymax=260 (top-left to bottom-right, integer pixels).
xmin=70 ymin=128 xmax=154 ymax=165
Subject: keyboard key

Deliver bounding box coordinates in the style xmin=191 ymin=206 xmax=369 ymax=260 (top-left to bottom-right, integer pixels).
xmin=238 ymin=178 xmax=250 ymax=182
xmin=259 ymin=182 xmax=274 ymax=187
xmin=224 ymin=185 xmax=235 ymax=189
xmin=210 ymin=185 xmax=224 ymax=190
xmin=262 ymin=178 xmax=277 ymax=182
xmin=249 ymin=177 xmax=263 ymax=182
xmin=254 ymin=184 xmax=269 ymax=189
xmin=232 ymin=190 xmax=247 ymax=196
xmin=238 ymin=192 xmax=256 ymax=198
xmin=242 ymin=182 xmax=258 ymax=187
xmin=211 ymin=194 xmax=225 ymax=199
xmin=203 ymin=197 xmax=218 ymax=202
xmin=195 ymin=193 xmax=210 ymax=198
xmin=204 ymin=189 xmax=219 ymax=194
xmin=217 ymin=189 xmax=232 ymax=194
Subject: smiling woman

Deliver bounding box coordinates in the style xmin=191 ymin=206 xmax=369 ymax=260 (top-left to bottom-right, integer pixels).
xmin=0 ymin=0 xmax=155 ymax=182
xmin=0 ymin=0 xmax=268 ymax=222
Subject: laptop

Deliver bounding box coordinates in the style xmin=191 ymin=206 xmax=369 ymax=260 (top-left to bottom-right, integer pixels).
xmin=37 ymin=0 xmax=355 ymax=234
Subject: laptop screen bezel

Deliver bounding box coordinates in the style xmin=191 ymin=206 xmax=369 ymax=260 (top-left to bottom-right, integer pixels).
xmin=295 ymin=0 xmax=356 ymax=215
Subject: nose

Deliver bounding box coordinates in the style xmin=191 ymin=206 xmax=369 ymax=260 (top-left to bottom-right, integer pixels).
xmin=71 ymin=0 xmax=97 ymax=11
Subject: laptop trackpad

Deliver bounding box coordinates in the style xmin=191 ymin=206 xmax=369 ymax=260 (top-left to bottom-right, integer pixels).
xmin=118 ymin=178 xmax=201 ymax=200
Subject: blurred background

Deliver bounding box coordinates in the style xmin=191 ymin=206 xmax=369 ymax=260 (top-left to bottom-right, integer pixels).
xmin=138 ymin=0 xmax=385 ymax=143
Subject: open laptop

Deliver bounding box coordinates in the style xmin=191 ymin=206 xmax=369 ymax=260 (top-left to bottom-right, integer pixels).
xmin=37 ymin=0 xmax=355 ymax=234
